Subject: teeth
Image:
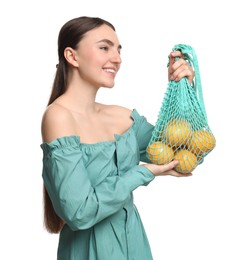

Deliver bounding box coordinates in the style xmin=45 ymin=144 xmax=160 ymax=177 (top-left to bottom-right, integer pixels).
xmin=103 ymin=68 xmax=115 ymax=74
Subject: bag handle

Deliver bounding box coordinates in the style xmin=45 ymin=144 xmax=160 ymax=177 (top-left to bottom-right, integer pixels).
xmin=171 ymin=44 xmax=207 ymax=120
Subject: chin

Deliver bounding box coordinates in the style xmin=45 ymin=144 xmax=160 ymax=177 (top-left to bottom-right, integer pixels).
xmin=102 ymin=82 xmax=115 ymax=89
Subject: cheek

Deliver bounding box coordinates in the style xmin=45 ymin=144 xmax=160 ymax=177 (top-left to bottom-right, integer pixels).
xmin=80 ymin=50 xmax=93 ymax=64
xmin=81 ymin=52 xmax=104 ymax=69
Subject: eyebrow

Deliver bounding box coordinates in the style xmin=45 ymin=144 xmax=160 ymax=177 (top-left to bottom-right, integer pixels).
xmin=97 ymin=39 xmax=122 ymax=50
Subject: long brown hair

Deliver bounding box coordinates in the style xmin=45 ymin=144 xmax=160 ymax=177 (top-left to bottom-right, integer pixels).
xmin=44 ymin=16 xmax=116 ymax=233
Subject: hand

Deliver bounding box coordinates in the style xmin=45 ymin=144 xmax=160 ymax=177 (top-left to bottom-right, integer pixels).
xmin=168 ymin=50 xmax=195 ymax=85
xmin=143 ymin=160 xmax=193 ymax=177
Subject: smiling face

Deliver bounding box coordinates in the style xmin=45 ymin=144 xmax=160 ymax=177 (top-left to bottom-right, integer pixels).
xmin=74 ymin=24 xmax=122 ymax=89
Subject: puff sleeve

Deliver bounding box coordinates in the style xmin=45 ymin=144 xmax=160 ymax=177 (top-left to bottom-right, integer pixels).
xmin=131 ymin=110 xmax=154 ymax=163
xmin=41 ymin=136 xmax=154 ymax=231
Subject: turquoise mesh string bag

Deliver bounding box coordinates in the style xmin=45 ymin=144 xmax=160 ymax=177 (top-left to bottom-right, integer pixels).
xmin=146 ymin=44 xmax=216 ymax=173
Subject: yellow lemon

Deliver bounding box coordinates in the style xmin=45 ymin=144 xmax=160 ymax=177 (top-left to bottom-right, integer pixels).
xmin=165 ymin=119 xmax=192 ymax=147
xmin=174 ymin=149 xmax=197 ymax=173
xmin=146 ymin=142 xmax=174 ymax=165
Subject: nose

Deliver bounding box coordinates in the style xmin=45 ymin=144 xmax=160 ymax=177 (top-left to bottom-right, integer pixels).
xmin=110 ymin=50 xmax=122 ymax=64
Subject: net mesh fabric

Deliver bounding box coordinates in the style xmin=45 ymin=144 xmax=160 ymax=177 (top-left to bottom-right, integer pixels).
xmin=146 ymin=44 xmax=216 ymax=173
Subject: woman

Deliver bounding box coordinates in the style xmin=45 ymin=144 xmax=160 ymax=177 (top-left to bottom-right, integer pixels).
xmin=41 ymin=16 xmax=194 ymax=260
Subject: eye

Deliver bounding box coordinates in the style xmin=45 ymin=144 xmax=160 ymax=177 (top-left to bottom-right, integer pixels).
xmin=118 ymin=46 xmax=122 ymax=55
xmin=100 ymin=46 xmax=109 ymax=51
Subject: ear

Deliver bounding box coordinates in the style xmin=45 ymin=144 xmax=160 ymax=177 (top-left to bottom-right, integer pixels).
xmin=64 ymin=47 xmax=79 ymax=67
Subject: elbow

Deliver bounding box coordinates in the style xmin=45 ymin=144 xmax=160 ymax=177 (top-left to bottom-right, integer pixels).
xmin=60 ymin=203 xmax=100 ymax=231
xmin=64 ymin=214 xmax=98 ymax=231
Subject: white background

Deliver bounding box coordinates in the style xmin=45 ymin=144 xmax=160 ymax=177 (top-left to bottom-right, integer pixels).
xmin=1 ymin=0 xmax=244 ymax=259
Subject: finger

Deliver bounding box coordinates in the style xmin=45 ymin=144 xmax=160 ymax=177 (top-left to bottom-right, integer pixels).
xmin=171 ymin=58 xmax=187 ymax=70
xmin=168 ymin=51 xmax=182 ymax=67
xmin=161 ymin=160 xmax=179 ymax=172
xmin=168 ymin=57 xmax=186 ymax=75
xmin=166 ymin=169 xmax=193 ymax=177
xmin=168 ymin=53 xmax=175 ymax=68
xmin=170 ymin=60 xmax=193 ymax=81
xmin=170 ymin=50 xmax=182 ymax=58
xmin=170 ymin=65 xmax=189 ymax=81
xmin=173 ymin=67 xmax=192 ymax=82
xmin=175 ymin=171 xmax=193 ymax=177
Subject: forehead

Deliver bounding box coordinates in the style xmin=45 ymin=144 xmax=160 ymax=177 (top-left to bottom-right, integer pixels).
xmin=82 ymin=24 xmax=120 ymax=46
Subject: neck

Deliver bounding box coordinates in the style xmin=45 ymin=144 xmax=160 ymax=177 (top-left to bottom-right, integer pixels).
xmin=57 ymin=80 xmax=100 ymax=114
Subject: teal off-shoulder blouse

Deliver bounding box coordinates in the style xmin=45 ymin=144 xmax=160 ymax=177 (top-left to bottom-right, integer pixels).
xmin=40 ymin=109 xmax=155 ymax=260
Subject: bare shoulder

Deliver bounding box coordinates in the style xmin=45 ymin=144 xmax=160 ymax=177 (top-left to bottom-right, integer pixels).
xmin=100 ymin=104 xmax=132 ymax=120
xmin=41 ymin=103 xmax=76 ymax=143
xmin=97 ymin=104 xmax=134 ymax=132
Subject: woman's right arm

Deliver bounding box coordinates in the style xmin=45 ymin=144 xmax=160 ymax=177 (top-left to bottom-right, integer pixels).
xmin=41 ymin=136 xmax=155 ymax=231
xmin=41 ymin=106 xmax=155 ymax=231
